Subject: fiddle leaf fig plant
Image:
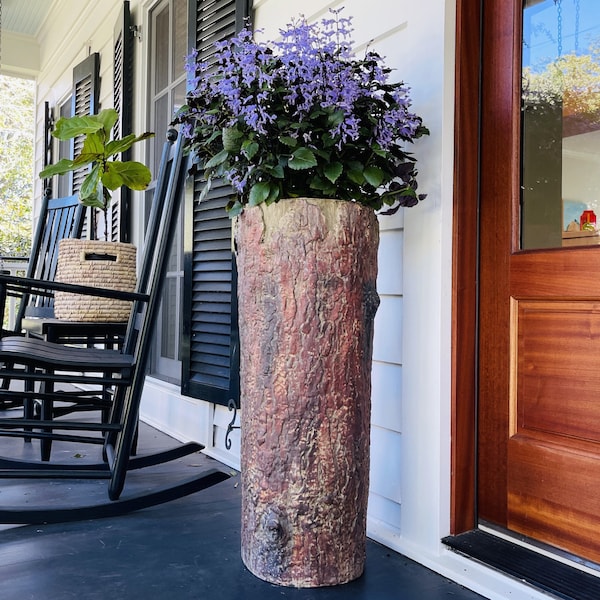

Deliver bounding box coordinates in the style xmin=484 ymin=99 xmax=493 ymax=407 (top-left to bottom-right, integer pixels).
xmin=39 ymin=108 xmax=154 ymax=239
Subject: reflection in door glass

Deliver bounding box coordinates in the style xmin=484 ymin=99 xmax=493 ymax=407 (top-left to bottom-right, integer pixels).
xmin=521 ymin=0 xmax=600 ymax=249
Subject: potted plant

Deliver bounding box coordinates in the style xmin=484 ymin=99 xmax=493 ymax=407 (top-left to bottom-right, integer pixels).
xmin=39 ymin=108 xmax=154 ymax=322
xmin=174 ymin=9 xmax=428 ymax=588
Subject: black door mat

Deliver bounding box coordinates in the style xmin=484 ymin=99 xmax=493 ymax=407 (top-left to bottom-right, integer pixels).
xmin=443 ymin=529 xmax=600 ymax=600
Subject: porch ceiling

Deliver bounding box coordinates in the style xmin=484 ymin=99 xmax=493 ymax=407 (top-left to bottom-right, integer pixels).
xmin=2 ymin=0 xmax=51 ymax=36
xmin=0 ymin=0 xmax=51 ymax=77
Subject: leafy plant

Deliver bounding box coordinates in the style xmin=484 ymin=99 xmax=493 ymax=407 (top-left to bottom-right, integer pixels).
xmin=0 ymin=75 xmax=34 ymax=257
xmin=523 ymin=42 xmax=600 ymax=132
xmin=39 ymin=108 xmax=154 ymax=239
xmin=172 ymin=9 xmax=428 ymax=216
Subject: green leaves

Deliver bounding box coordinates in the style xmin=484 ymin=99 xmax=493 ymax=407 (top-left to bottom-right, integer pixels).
xmin=288 ymin=147 xmax=317 ymax=170
xmin=222 ymin=126 xmax=244 ymax=152
xmin=249 ymin=181 xmax=280 ymax=207
xmin=364 ymin=166 xmax=385 ymax=188
xmin=242 ymin=140 xmax=259 ymax=160
xmin=170 ymin=12 xmax=429 ymax=216
xmin=75 ymin=160 xmax=152 ymax=210
xmin=105 ymin=132 xmax=155 ymax=157
xmin=52 ymin=114 xmax=105 ymax=140
xmin=79 ymin=164 xmax=104 ymax=209
xmin=52 ymin=108 xmax=119 ymax=141
xmin=39 ymin=158 xmax=77 ymax=179
xmin=103 ymin=161 xmax=152 ymax=191
xmin=248 ymin=182 xmax=271 ymax=206
xmin=323 ymin=162 xmax=343 ymax=184
xmin=38 ymin=109 xmax=155 ymax=232
xmin=205 ymin=149 xmax=229 ymax=169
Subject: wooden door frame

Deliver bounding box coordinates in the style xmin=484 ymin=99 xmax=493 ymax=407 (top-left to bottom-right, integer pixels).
xmin=451 ymin=0 xmax=525 ymax=534
xmin=451 ymin=0 xmax=482 ymax=534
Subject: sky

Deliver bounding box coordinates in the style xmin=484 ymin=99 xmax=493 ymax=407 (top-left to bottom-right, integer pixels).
xmin=524 ymin=0 xmax=600 ymax=71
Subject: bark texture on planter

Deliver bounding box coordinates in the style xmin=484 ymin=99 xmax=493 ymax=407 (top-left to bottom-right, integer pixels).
xmin=237 ymin=198 xmax=380 ymax=588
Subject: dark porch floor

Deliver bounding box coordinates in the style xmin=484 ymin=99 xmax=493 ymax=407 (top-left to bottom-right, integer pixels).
xmin=0 ymin=418 xmax=485 ymax=600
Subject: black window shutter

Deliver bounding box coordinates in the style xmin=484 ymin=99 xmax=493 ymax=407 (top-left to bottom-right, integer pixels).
xmin=70 ymin=53 xmax=100 ymax=197
xmin=110 ymin=0 xmax=134 ymax=243
xmin=181 ymin=0 xmax=250 ymax=407
xmin=70 ymin=52 xmax=100 ymax=239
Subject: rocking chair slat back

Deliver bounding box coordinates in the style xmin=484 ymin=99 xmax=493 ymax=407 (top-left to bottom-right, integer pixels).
xmin=16 ymin=191 xmax=85 ymax=324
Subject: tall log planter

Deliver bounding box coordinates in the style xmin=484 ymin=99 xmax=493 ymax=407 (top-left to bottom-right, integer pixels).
xmin=236 ymin=198 xmax=380 ymax=588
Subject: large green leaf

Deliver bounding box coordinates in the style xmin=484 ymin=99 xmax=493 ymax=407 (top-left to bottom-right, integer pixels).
xmin=347 ymin=164 xmax=366 ymax=185
xmin=52 ymin=115 xmax=104 ymax=140
xmin=364 ymin=166 xmax=385 ymax=188
xmin=102 ymin=161 xmax=152 ymax=191
xmin=323 ymin=162 xmax=343 ymax=184
xmin=279 ymin=135 xmax=298 ymax=147
xmin=205 ymin=149 xmax=229 ymax=169
xmin=242 ymin=140 xmax=259 ymax=160
xmin=96 ymin=108 xmax=119 ymax=137
xmin=248 ymin=182 xmax=271 ymax=206
xmin=38 ymin=158 xmax=76 ymax=179
xmin=288 ymin=147 xmax=317 ymax=170
xmin=265 ymin=182 xmax=281 ymax=205
xmin=264 ymin=163 xmax=285 ymax=179
xmin=226 ymin=198 xmax=244 ymax=217
xmin=222 ymin=126 xmax=243 ymax=152
xmin=105 ymin=132 xmax=154 ymax=157
xmin=79 ymin=131 xmax=105 ymax=158
xmin=79 ymin=165 xmax=104 ymax=209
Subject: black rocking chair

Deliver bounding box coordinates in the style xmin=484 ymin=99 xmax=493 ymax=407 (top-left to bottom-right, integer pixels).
xmin=0 ymin=191 xmax=85 ymax=407
xmin=0 ymin=129 xmax=230 ymax=523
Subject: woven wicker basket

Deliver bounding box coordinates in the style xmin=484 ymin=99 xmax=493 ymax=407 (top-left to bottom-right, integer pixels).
xmin=54 ymin=239 xmax=137 ymax=322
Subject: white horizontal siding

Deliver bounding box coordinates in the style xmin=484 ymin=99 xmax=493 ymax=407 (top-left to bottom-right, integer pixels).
xmin=371 ymin=362 xmax=402 ymax=433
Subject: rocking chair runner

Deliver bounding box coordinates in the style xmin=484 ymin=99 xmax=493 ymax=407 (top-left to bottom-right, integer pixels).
xmin=0 ymin=129 xmax=230 ymax=523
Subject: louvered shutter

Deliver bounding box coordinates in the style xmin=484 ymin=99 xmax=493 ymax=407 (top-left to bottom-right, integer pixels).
xmin=70 ymin=53 xmax=100 ymax=197
xmin=181 ymin=0 xmax=250 ymax=407
xmin=109 ymin=0 xmax=135 ymax=243
xmin=70 ymin=53 xmax=100 ymax=239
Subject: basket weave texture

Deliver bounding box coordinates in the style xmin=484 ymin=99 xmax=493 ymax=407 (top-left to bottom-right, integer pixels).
xmin=54 ymin=239 xmax=137 ymax=322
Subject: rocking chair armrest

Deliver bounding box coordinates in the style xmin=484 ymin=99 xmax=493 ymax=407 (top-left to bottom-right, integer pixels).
xmin=0 ymin=273 xmax=149 ymax=303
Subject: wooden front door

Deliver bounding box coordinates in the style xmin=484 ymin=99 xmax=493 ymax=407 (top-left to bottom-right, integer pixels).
xmin=478 ymin=0 xmax=600 ymax=562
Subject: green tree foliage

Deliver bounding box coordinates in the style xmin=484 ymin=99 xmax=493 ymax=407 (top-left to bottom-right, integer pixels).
xmin=523 ymin=42 xmax=600 ymax=129
xmin=0 ymin=75 xmax=34 ymax=257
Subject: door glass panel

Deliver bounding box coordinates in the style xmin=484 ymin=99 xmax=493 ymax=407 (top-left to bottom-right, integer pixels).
xmin=521 ymin=0 xmax=600 ymax=249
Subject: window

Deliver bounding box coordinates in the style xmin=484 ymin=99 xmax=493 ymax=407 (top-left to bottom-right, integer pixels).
xmin=147 ymin=0 xmax=250 ymax=398
xmin=148 ymin=0 xmax=188 ymax=382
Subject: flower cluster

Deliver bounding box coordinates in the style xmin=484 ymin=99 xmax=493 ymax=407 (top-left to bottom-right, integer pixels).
xmin=173 ymin=10 xmax=428 ymax=215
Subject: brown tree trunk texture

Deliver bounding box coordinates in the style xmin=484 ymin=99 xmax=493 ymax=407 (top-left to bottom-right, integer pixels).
xmin=237 ymin=198 xmax=380 ymax=587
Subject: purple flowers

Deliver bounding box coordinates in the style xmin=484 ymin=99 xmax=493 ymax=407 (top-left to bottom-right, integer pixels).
xmin=173 ymin=9 xmax=428 ymax=215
